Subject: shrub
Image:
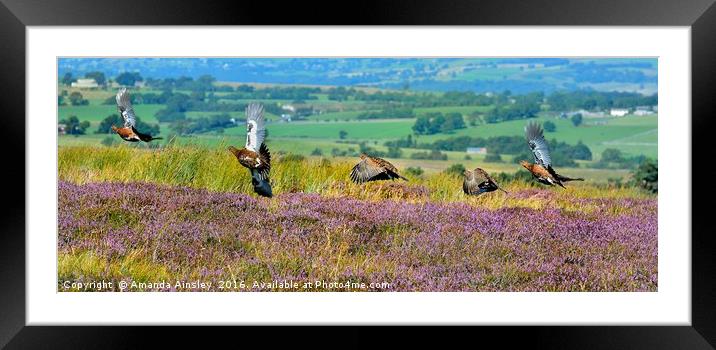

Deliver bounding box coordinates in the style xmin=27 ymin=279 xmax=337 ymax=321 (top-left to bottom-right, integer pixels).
xmin=631 ymin=159 xmax=657 ymax=193
xmin=543 ymin=121 xmax=556 ymax=132
xmin=405 ymin=167 xmax=424 ymax=177
xmin=444 ymin=163 xmax=466 ymax=177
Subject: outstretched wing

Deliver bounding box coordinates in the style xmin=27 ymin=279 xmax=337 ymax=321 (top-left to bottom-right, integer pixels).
xmin=115 ymin=88 xmax=136 ymax=128
xmin=350 ymin=158 xmax=386 ymax=184
xmin=525 ymin=122 xmax=551 ymax=168
xmin=473 ymin=168 xmax=492 ymax=184
xmin=463 ymin=171 xmax=478 ymax=194
xmin=255 ymin=143 xmax=271 ymax=181
xmin=245 ymin=103 xmax=266 ymax=152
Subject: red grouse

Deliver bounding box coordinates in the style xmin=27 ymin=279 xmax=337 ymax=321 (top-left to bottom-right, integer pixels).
xmin=521 ymin=122 xmax=583 ymax=188
xmin=112 ymin=88 xmax=162 ymax=142
xmin=350 ymin=154 xmax=408 ymax=184
xmin=228 ymin=103 xmax=272 ymax=197
xmin=463 ymin=167 xmax=507 ymax=195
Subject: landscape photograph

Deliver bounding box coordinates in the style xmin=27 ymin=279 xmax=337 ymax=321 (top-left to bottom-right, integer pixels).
xmin=57 ymin=57 xmax=658 ymax=292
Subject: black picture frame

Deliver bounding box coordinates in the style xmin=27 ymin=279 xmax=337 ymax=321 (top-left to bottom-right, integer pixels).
xmin=2 ymin=0 xmax=714 ymax=347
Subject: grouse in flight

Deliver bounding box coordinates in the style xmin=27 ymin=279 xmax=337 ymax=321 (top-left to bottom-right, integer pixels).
xmin=349 ymin=154 xmax=408 ymax=184
xmin=112 ymin=88 xmax=162 ymax=142
xmin=228 ymin=103 xmax=273 ymax=197
xmin=463 ymin=167 xmax=507 ymax=195
xmin=521 ymin=121 xmax=583 ymax=188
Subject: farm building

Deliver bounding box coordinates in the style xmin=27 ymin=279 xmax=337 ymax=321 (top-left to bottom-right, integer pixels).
xmin=466 ymin=147 xmax=487 ymax=155
xmin=610 ymin=108 xmax=630 ymax=117
xmin=280 ymin=114 xmax=292 ymax=122
xmin=70 ymin=78 xmax=98 ymax=89
xmin=634 ymin=110 xmax=655 ymax=116
xmin=634 ymin=106 xmax=656 ymax=116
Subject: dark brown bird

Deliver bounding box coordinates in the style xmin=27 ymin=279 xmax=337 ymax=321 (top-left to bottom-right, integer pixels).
xmin=350 ymin=154 xmax=408 ymax=184
xmin=228 ymin=103 xmax=272 ymax=197
xmin=521 ymin=122 xmax=583 ymax=188
xmin=112 ymin=88 xmax=162 ymax=142
xmin=463 ymin=167 xmax=507 ymax=195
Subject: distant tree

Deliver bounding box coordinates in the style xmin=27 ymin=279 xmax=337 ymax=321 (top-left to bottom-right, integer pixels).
xmin=310 ymin=148 xmax=323 ymax=156
xmin=115 ymin=72 xmax=143 ymax=86
xmin=440 ymin=112 xmax=466 ymax=133
xmin=601 ymin=148 xmax=623 ymax=163
xmin=59 ymin=116 xmax=90 ymax=135
xmin=467 ymin=111 xmax=482 ymax=126
xmin=84 ymin=71 xmax=106 ymax=86
xmin=569 ymin=141 xmax=592 ymax=161
xmin=197 ymin=75 xmax=216 ymax=90
xmin=68 ymin=92 xmax=89 ymax=106
xmin=386 ymin=146 xmax=403 ymax=158
xmin=61 ymin=72 xmax=75 ymax=86
xmin=58 ymin=95 xmax=65 ymax=106
xmin=412 ymin=115 xmax=431 ymax=135
xmin=543 ymin=120 xmax=557 ymax=132
xmin=571 ymin=113 xmax=583 ymax=127
xmin=410 ymin=150 xmax=448 ymax=161
xmin=339 ymin=130 xmax=348 ymax=140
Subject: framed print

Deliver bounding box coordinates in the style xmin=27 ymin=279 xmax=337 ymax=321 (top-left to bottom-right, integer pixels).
xmin=3 ymin=0 xmax=716 ymax=347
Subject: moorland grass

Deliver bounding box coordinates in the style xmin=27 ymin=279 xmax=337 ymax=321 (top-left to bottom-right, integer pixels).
xmin=58 ymin=144 xmax=652 ymax=209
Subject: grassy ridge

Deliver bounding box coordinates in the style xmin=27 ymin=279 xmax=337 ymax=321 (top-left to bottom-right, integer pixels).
xmin=59 ymin=145 xmax=649 ymax=204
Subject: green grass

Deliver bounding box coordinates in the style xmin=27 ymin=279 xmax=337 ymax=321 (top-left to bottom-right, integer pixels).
xmin=58 ymin=145 xmax=647 ymax=202
xmin=224 ymin=119 xmax=416 ymax=140
xmin=414 ymin=115 xmax=658 ymax=159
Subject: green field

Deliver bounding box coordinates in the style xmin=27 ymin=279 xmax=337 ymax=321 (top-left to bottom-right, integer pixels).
xmin=58 ymin=84 xmax=657 ymax=182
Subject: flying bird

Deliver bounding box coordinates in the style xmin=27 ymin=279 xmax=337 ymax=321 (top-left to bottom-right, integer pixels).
xmin=228 ymin=103 xmax=272 ymax=197
xmin=521 ymin=122 xmax=583 ymax=188
xmin=349 ymin=154 xmax=408 ymax=184
xmin=463 ymin=167 xmax=507 ymax=195
xmin=112 ymin=88 xmax=162 ymax=142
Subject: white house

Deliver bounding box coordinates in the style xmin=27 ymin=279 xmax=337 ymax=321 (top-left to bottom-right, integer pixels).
xmin=71 ymin=78 xmax=98 ymax=89
xmin=610 ymin=108 xmax=629 ymax=117
xmin=634 ymin=109 xmax=654 ymax=116
xmin=466 ymin=147 xmax=487 ymax=155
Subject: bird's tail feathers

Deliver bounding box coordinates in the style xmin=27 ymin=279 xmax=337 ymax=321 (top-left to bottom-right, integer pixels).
xmin=250 ymin=168 xmax=272 ymax=197
xmin=556 ymin=174 xmax=584 ymax=182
